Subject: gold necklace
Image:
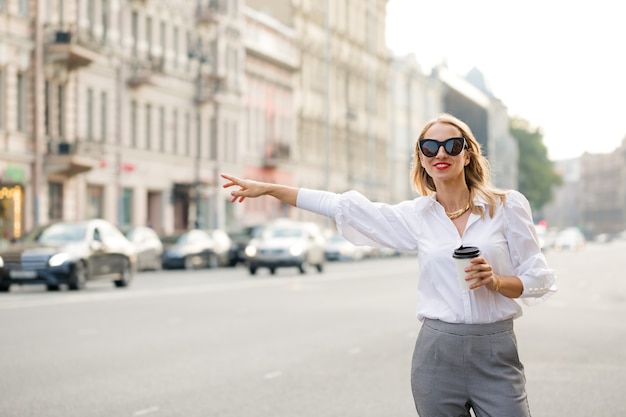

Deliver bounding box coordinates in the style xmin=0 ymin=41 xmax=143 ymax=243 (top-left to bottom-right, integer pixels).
xmin=446 ymin=202 xmax=470 ymax=220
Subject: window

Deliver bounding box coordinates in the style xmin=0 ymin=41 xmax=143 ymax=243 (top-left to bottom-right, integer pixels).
xmin=146 ymin=16 xmax=153 ymax=57
xmin=43 ymin=81 xmax=49 ymax=135
xmin=185 ymin=111 xmax=190 ymax=155
xmin=159 ymin=106 xmax=165 ymax=151
xmin=100 ymin=91 xmax=107 ymax=142
xmin=209 ymin=117 xmax=217 ymax=160
xmin=130 ymin=100 xmax=137 ymax=147
xmin=131 ymin=11 xmax=138 ymax=56
xmin=101 ymin=0 xmax=109 ymax=43
xmin=86 ymin=88 xmax=94 ymax=139
xmin=87 ymin=185 xmax=104 ymax=219
xmin=196 ymin=112 xmax=202 ymax=158
xmin=145 ymin=103 xmax=152 ymax=149
xmin=160 ymin=21 xmax=166 ymax=57
xmin=48 ymin=182 xmax=64 ymax=221
xmin=57 ymin=85 xmax=64 ymax=137
xmin=120 ymin=188 xmax=134 ymax=228
xmin=17 ymin=73 xmax=26 ymax=132
xmin=18 ymin=0 xmax=27 ymax=15
xmin=173 ymin=27 xmax=179 ymax=68
xmin=172 ymin=108 xmax=179 ymax=154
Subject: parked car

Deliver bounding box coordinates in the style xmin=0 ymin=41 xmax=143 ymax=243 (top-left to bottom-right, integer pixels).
xmin=161 ymin=229 xmax=218 ymax=270
xmin=244 ymin=220 xmax=326 ymax=275
xmin=324 ymin=233 xmax=369 ymax=261
xmin=206 ymin=229 xmax=234 ymax=267
xmin=554 ymin=227 xmax=586 ymax=251
xmin=0 ymin=219 xmax=136 ymax=292
xmin=125 ymin=226 xmax=163 ymax=271
xmin=227 ymin=225 xmax=265 ymax=266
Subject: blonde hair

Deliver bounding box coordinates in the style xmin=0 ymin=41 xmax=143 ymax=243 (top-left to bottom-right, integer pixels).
xmin=410 ymin=113 xmax=507 ymax=217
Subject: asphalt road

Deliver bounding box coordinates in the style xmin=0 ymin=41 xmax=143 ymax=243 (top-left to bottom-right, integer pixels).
xmin=1 ymin=241 xmax=625 ymax=417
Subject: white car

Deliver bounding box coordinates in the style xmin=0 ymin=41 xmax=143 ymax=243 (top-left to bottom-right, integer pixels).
xmin=554 ymin=227 xmax=585 ymax=251
xmin=324 ymin=234 xmax=369 ymax=261
xmin=244 ymin=220 xmax=326 ymax=275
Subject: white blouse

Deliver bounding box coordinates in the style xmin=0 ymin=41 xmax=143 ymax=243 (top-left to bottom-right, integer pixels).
xmin=297 ymin=188 xmax=557 ymax=324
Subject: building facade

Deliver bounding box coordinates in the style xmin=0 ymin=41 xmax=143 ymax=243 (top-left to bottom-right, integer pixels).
xmin=1 ymin=0 xmax=525 ymax=245
xmin=0 ymin=0 xmax=245 ymax=247
xmin=0 ymin=0 xmax=33 ymax=243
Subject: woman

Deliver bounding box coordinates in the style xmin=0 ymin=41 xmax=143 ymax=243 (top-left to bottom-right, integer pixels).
xmin=222 ymin=113 xmax=556 ymax=416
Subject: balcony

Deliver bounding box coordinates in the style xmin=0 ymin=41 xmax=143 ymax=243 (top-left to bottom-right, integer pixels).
xmin=44 ymin=140 xmax=100 ymax=177
xmin=262 ymin=142 xmax=291 ymax=168
xmin=196 ymin=0 xmax=221 ymax=24
xmin=46 ymin=30 xmax=102 ymax=70
xmin=195 ymin=74 xmax=225 ymax=105
xmin=127 ymin=56 xmax=165 ymax=88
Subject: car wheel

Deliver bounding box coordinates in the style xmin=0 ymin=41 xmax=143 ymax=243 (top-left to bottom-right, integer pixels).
xmin=207 ymin=253 xmax=219 ymax=269
xmin=249 ymin=266 xmax=257 ymax=275
xmin=184 ymin=256 xmax=195 ymax=270
xmin=68 ymin=261 xmax=87 ymax=290
xmin=0 ymin=282 xmax=10 ymax=292
xmin=46 ymin=284 xmax=60 ymax=291
xmin=114 ymin=258 xmax=133 ymax=288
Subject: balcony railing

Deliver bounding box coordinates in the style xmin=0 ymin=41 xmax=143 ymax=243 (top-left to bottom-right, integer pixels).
xmin=45 ymin=28 xmax=103 ymax=70
xmin=44 ymin=140 xmax=100 ymax=177
xmin=127 ymin=56 xmax=165 ymax=88
xmin=262 ymin=142 xmax=291 ymax=168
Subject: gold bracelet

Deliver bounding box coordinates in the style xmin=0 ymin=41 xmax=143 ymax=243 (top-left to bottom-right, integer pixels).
xmin=494 ymin=276 xmax=502 ymax=292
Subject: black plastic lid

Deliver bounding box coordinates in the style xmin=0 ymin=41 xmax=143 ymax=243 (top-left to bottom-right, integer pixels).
xmin=452 ymin=245 xmax=480 ymax=259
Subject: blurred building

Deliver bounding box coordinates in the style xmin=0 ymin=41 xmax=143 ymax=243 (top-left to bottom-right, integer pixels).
xmin=579 ymin=142 xmax=626 ymax=237
xmin=234 ymin=6 xmax=298 ymax=228
xmin=0 ymin=0 xmax=527 ymax=243
xmin=0 ymin=0 xmax=32 ymax=244
xmin=388 ymin=54 xmax=441 ymax=203
xmin=435 ymin=65 xmax=518 ymax=190
xmin=246 ymin=0 xmax=391 ymax=223
xmin=542 ymin=158 xmax=581 ymax=231
xmin=0 ymin=0 xmax=245 ymax=244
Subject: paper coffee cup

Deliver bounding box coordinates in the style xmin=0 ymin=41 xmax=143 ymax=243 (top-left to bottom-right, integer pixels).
xmin=453 ymin=246 xmax=481 ymax=290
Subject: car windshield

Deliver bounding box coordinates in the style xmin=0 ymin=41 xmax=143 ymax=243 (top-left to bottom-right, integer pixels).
xmin=265 ymin=227 xmax=304 ymax=239
xmin=32 ymin=223 xmax=88 ymax=243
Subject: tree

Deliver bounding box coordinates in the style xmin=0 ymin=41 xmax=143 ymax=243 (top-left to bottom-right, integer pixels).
xmin=509 ymin=116 xmax=562 ymax=215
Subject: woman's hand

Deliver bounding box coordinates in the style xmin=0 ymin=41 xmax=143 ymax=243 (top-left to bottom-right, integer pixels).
xmin=221 ymin=173 xmax=299 ymax=206
xmin=466 ymin=257 xmax=523 ymax=298
xmin=467 ymin=256 xmax=499 ymax=291
xmin=221 ymin=174 xmax=268 ymax=203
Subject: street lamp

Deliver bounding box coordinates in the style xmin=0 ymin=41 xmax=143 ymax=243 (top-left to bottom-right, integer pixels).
xmin=188 ymin=37 xmax=209 ymax=229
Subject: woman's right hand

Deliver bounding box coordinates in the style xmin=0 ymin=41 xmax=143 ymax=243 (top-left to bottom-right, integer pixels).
xmin=221 ymin=173 xmax=268 ymax=203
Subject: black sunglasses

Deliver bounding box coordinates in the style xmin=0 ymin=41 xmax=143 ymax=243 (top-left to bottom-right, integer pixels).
xmin=418 ymin=137 xmax=467 ymax=157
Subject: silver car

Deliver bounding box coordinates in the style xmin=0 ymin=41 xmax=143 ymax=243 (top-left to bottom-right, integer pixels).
xmin=244 ymin=220 xmax=326 ymax=275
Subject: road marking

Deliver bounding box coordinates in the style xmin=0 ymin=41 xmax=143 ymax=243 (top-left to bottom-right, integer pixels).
xmin=133 ymin=406 xmax=159 ymax=416
xmin=264 ymin=370 xmax=282 ymax=380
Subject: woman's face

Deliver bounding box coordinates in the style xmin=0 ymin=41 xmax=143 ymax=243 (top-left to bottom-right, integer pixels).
xmin=419 ymin=122 xmax=470 ymax=184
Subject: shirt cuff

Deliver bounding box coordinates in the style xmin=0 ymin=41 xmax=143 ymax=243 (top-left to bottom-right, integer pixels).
xmin=296 ymin=188 xmax=339 ymax=217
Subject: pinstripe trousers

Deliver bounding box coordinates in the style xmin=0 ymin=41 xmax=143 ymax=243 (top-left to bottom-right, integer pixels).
xmin=411 ymin=318 xmax=531 ymax=417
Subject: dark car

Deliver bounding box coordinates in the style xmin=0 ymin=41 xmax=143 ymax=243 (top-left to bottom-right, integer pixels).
xmin=0 ymin=219 xmax=136 ymax=292
xmin=161 ymin=229 xmax=218 ymax=270
xmin=227 ymin=225 xmax=264 ymax=266
xmin=125 ymin=226 xmax=163 ymax=271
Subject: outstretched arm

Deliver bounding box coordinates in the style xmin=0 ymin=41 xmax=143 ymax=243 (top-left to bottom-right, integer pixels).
xmin=221 ymin=173 xmax=299 ymax=206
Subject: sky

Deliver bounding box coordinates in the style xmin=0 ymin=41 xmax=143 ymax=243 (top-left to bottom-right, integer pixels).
xmin=385 ymin=0 xmax=626 ymax=160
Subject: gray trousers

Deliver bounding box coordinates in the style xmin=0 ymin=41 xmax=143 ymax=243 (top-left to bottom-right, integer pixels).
xmin=411 ymin=318 xmax=531 ymax=417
